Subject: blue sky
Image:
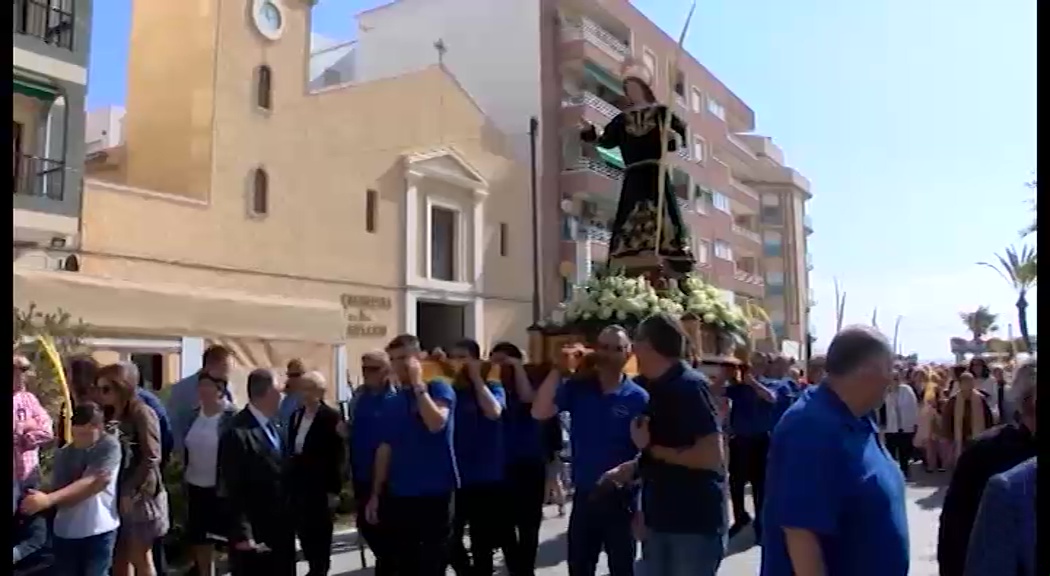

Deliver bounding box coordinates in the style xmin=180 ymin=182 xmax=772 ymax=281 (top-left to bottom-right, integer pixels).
xmin=87 ymin=0 xmax=1037 ymax=360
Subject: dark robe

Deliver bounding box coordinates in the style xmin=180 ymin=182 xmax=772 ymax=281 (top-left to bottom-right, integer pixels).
xmin=936 ymin=422 xmax=1037 ymax=576
xmin=581 ymin=104 xmax=695 ymax=276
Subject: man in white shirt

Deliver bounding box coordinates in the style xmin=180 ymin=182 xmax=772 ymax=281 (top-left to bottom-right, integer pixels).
xmin=20 ymin=402 xmax=122 ymax=576
xmin=880 ymin=372 xmax=920 ymax=479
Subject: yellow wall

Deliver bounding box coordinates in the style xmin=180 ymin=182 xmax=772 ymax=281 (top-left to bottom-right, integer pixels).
xmin=75 ymin=0 xmax=534 ymax=367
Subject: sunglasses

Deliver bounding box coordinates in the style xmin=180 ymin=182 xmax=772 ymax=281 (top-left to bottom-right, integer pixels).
xmin=362 ymin=365 xmax=385 ymax=373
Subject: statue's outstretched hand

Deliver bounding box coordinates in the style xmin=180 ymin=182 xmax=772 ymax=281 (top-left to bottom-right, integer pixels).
xmin=579 ymin=122 xmax=598 ymax=143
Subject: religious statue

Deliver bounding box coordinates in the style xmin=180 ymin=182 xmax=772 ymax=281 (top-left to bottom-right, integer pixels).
xmin=579 ymin=60 xmax=696 ymax=278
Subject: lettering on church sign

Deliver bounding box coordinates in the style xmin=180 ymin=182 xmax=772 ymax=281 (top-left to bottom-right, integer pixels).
xmin=340 ymin=293 xmax=392 ymax=338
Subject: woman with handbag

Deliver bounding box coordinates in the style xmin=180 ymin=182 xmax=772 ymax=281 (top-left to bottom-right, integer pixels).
xmin=96 ymin=362 xmax=170 ymax=576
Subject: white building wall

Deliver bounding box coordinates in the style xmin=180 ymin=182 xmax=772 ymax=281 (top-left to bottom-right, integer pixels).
xmin=355 ymin=0 xmax=543 ymax=163
xmin=85 ymin=106 xmax=126 ymax=153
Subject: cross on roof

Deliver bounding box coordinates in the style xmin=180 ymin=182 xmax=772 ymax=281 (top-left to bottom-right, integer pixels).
xmin=433 ymin=38 xmax=447 ymax=65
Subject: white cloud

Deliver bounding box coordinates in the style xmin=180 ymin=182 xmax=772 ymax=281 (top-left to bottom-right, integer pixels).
xmin=810 ymin=269 xmax=1038 ymax=360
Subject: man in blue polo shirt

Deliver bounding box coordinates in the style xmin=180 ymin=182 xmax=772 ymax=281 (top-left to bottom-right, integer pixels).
xmin=491 ymin=341 xmax=546 ymax=576
xmin=347 ymin=350 xmax=398 ymax=575
xmin=725 ymin=353 xmax=778 ymax=540
xmin=447 ymin=339 xmax=507 ymax=576
xmin=603 ymin=313 xmax=727 ymax=576
xmin=761 ymin=326 xmax=909 ymax=576
xmin=371 ymin=334 xmax=459 ymax=576
xmin=532 ymin=326 xmax=649 ymax=576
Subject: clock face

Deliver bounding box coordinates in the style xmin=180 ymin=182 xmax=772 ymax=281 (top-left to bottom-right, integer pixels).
xmin=255 ymin=0 xmax=283 ymax=39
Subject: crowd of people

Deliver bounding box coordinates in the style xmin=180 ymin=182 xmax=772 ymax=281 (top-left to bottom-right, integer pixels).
xmin=10 ymin=316 xmax=1038 ymax=576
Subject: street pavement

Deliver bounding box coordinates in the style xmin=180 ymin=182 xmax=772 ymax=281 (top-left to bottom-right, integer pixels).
xmin=284 ymin=467 xmax=949 ymax=576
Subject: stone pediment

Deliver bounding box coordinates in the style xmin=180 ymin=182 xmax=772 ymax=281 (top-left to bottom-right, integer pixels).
xmin=407 ymin=147 xmax=488 ymax=190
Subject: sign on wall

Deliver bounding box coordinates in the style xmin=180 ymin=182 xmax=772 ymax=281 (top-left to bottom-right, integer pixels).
xmin=340 ymin=294 xmax=391 ymax=338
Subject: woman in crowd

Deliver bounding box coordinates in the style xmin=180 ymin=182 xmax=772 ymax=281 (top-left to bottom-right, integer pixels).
xmin=915 ymin=371 xmax=949 ymax=472
xmin=941 ymin=371 xmax=995 ymax=462
xmin=180 ymin=372 xmax=237 ymax=576
xmin=97 ymin=363 xmax=169 ymax=576
xmin=13 ymin=354 xmax=54 ymax=485
xmin=968 ymin=357 xmax=999 ymax=420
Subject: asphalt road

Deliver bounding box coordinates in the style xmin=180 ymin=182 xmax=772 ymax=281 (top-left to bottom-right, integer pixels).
xmin=277 ymin=469 xmax=949 ymax=576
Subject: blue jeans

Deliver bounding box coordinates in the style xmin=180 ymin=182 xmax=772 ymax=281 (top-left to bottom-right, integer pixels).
xmin=567 ymin=491 xmax=637 ymax=576
xmin=641 ymin=531 xmax=725 ymax=576
xmin=53 ymin=530 xmax=118 ymax=576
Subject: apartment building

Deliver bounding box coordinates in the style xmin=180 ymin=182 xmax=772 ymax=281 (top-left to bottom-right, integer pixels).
xmin=19 ymin=0 xmax=533 ymax=400
xmin=351 ymin=0 xmax=812 ymax=347
xmin=725 ymin=135 xmax=813 ymax=350
xmin=13 ymin=0 xmax=91 ymax=271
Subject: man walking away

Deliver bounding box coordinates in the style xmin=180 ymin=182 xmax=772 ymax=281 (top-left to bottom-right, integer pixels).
xmin=761 ymin=326 xmax=909 ymax=576
xmin=218 ymin=369 xmax=296 ymax=576
xmin=531 ymin=326 xmax=649 ymax=576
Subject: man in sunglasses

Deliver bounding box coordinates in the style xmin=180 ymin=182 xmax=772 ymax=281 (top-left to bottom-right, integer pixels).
xmin=531 ymin=326 xmax=649 ymax=576
xmin=277 ymin=359 xmax=306 ymax=428
xmin=347 ymin=351 xmax=398 ymax=575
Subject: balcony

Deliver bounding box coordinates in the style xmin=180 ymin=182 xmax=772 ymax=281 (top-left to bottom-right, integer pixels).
xmin=564 ymin=155 xmax=623 ymax=181
xmin=561 ymin=18 xmax=630 ymax=64
xmin=14 ymin=0 xmax=74 ymax=51
xmin=14 ymin=153 xmax=65 ymax=200
xmin=729 ymin=177 xmax=759 ymax=203
xmin=732 ymin=224 xmax=761 ymax=244
xmin=805 ymin=252 xmax=813 ymax=271
xmin=562 ymin=90 xmax=621 ymax=123
xmin=803 ymin=214 xmax=813 ymax=234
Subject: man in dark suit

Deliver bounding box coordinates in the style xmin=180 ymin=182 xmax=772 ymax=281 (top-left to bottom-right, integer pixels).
xmin=218 ymin=369 xmax=296 ymax=576
xmin=288 ymin=371 xmax=346 ymax=576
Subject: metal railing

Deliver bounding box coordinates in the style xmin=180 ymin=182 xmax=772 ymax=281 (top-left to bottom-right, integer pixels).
xmin=585 ymin=226 xmax=611 ymax=244
xmin=734 ymin=269 xmax=764 ymax=286
xmin=564 ymin=156 xmax=624 ymax=181
xmin=13 ymin=153 xmax=65 ymax=200
xmin=14 ymin=0 xmax=75 ymax=50
xmin=803 ymin=214 xmax=813 ymax=231
xmin=562 ymin=91 xmax=621 ymax=120
xmin=732 ymin=224 xmax=761 ymax=243
xmin=562 ymin=18 xmax=630 ymax=62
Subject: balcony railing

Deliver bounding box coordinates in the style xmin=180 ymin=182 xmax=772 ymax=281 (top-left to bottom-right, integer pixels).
xmin=806 ymin=252 xmax=814 ymax=270
xmin=734 ymin=269 xmax=765 ymax=286
xmin=13 ymin=153 xmax=65 ymax=200
xmin=585 ymin=226 xmax=611 ymax=244
xmin=730 ymin=177 xmax=758 ymax=202
xmin=562 ymin=91 xmax=620 ymax=120
xmin=562 ymin=18 xmax=630 ymax=62
xmin=732 ymin=224 xmax=761 ymax=243
xmin=676 ymin=147 xmax=690 ymax=161
xmin=14 ymin=0 xmax=74 ymax=50
xmin=803 ymin=214 xmax=813 ymax=232
xmin=564 ymin=156 xmax=623 ymax=181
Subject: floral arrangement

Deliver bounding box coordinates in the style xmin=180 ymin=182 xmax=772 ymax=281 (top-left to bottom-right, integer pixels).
xmin=560 ymin=272 xmax=748 ymax=337
xmin=564 ymin=274 xmax=682 ymax=324
xmin=677 ymin=274 xmax=749 ymax=336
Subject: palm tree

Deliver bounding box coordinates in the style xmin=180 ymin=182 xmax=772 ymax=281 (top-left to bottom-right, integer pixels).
xmin=978 ymin=245 xmax=1038 ymax=350
xmin=959 ymin=306 xmax=999 ymax=342
xmin=1020 ymin=180 xmax=1036 ymax=238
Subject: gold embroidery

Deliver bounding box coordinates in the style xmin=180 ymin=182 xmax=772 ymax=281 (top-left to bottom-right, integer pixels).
xmin=624 ymin=106 xmax=660 ymax=137
xmin=610 ymin=200 xmax=693 ymax=258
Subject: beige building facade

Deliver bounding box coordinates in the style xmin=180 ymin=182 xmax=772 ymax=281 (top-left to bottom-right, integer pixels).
xmin=14 ymin=0 xmax=534 ymax=400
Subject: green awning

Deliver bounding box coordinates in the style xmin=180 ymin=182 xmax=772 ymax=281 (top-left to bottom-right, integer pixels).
xmin=13 ymin=77 xmax=59 ymax=101
xmin=596 ymin=147 xmax=625 ymax=169
xmin=583 ymin=61 xmax=623 ymax=96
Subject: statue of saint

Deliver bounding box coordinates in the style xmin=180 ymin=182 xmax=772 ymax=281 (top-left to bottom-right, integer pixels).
xmin=579 ymin=61 xmax=696 ymax=278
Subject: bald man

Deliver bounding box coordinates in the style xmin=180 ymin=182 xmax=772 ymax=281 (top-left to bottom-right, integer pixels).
xmin=287 ymin=371 xmax=346 ymax=576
